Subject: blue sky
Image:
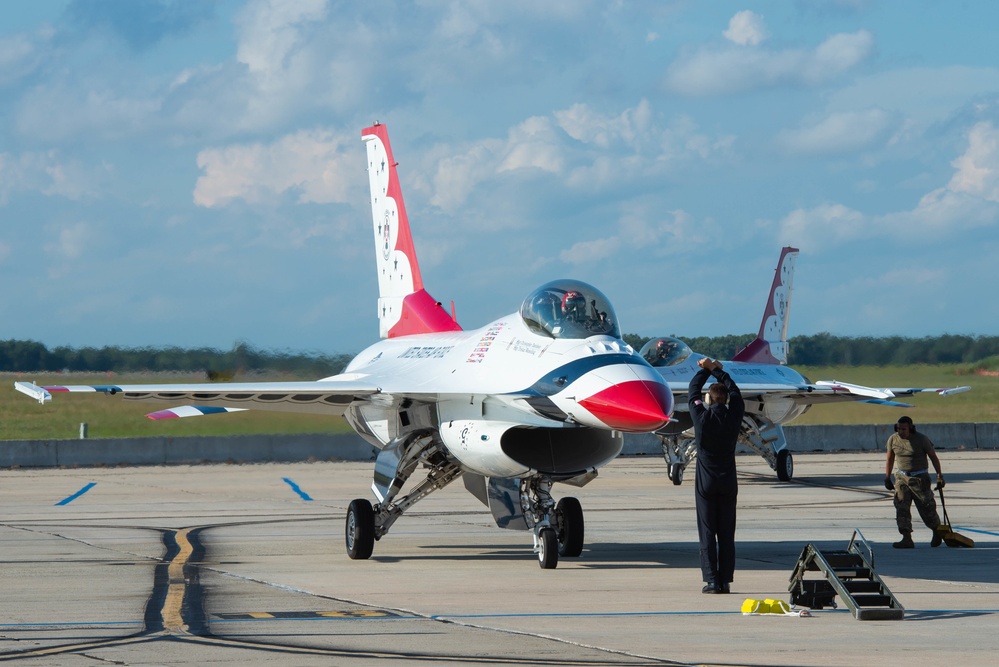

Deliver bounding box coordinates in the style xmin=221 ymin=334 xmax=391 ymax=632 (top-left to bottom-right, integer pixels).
xmin=2 ymin=0 xmax=998 ymax=356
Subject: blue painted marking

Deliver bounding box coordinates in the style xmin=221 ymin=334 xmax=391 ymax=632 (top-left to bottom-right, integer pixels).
xmin=196 ymin=406 xmax=232 ymax=415
xmin=0 ymin=621 xmax=141 ymax=628
xmin=55 ymin=482 xmax=96 ymax=506
xmin=431 ymin=608 xmax=999 ymax=619
xmin=282 ymin=478 xmax=313 ymax=501
xmin=954 ymin=527 xmax=999 ymax=537
xmin=513 ymin=353 xmax=638 ymax=397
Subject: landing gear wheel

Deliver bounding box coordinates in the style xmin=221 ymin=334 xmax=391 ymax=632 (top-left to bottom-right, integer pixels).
xmin=776 ymin=449 xmax=793 ymax=482
xmin=345 ymin=498 xmax=375 ymax=560
xmin=538 ymin=528 xmax=559 ymax=569
xmin=668 ymin=463 xmax=684 ymax=486
xmin=555 ymin=497 xmax=584 ymax=557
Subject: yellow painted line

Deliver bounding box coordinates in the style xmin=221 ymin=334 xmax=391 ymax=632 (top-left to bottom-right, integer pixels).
xmin=161 ymin=528 xmax=193 ymax=633
xmin=316 ymin=610 xmax=391 ymax=618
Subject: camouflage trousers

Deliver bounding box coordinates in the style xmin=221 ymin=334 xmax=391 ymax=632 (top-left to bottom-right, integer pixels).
xmin=893 ymin=471 xmax=941 ymax=535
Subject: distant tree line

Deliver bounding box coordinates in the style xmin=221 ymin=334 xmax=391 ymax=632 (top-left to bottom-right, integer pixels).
xmin=4 ymin=334 xmax=999 ymax=375
xmin=623 ymin=333 xmax=999 ymax=366
xmin=0 ymin=340 xmax=353 ymax=377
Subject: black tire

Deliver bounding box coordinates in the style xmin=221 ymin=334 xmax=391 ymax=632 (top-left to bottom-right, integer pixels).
xmin=345 ymin=498 xmax=375 ymax=560
xmin=556 ymin=497 xmax=584 ymax=557
xmin=776 ymin=449 xmax=793 ymax=482
xmin=669 ymin=463 xmax=683 ymax=486
xmin=538 ymin=528 xmax=559 ymax=569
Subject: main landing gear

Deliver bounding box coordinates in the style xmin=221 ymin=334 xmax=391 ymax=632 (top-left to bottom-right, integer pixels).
xmin=345 ymin=498 xmax=375 ymax=560
xmin=343 ymin=433 xmax=585 ymax=569
xmin=658 ymin=417 xmax=795 ymax=484
xmin=344 ymin=432 xmax=462 ymax=563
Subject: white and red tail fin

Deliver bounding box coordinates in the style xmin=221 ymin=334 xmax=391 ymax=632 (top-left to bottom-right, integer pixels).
xmin=361 ymin=123 xmax=462 ymax=339
xmin=732 ymin=246 xmax=799 ymax=365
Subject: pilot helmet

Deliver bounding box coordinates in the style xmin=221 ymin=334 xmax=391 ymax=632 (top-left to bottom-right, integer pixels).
xmin=561 ymin=291 xmax=586 ymax=318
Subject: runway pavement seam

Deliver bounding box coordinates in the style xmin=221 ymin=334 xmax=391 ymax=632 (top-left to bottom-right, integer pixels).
xmin=197 ymin=558 xmax=693 ymax=665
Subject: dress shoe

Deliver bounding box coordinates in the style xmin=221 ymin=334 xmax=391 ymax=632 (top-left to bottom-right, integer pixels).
xmin=892 ymin=534 xmax=914 ymax=549
xmin=701 ymin=583 xmax=719 ymax=594
xmin=718 ymin=583 xmax=730 ymax=594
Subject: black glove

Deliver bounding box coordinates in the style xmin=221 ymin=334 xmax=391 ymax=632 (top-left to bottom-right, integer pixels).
xmin=935 ymin=475 xmax=946 ymax=490
xmin=884 ymin=476 xmax=894 ymax=491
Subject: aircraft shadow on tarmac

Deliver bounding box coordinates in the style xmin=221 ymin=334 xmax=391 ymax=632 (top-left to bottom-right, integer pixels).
xmin=389 ymin=537 xmax=997 ymax=586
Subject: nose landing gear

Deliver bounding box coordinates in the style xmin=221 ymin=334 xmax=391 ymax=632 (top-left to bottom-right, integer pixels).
xmin=524 ymin=476 xmax=585 ymax=569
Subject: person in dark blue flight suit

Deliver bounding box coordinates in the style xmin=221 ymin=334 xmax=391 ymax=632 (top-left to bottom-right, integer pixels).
xmin=688 ymin=357 xmax=745 ymax=594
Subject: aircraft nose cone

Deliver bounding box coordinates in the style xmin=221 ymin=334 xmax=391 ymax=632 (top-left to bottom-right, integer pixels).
xmin=578 ymin=379 xmax=673 ymax=432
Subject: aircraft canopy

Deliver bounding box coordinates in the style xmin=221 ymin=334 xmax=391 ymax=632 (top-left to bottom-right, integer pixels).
xmin=639 ymin=337 xmax=693 ymax=367
xmin=520 ymin=280 xmax=619 ymax=340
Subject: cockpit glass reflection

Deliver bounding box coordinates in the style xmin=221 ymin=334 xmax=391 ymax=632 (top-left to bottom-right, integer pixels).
xmin=520 ymin=280 xmax=620 ymax=340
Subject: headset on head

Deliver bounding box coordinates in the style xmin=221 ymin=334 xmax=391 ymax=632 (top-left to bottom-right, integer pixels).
xmin=893 ymin=416 xmax=916 ymax=433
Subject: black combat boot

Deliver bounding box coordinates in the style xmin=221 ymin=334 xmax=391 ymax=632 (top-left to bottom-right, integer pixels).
xmin=931 ymin=526 xmax=946 ymax=548
xmin=892 ymin=533 xmax=914 ymax=549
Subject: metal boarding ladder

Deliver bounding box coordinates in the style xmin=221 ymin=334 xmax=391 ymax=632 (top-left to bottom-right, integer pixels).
xmin=788 ymin=529 xmax=904 ymax=621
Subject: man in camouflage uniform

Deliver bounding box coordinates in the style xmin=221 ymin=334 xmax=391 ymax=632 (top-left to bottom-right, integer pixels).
xmin=884 ymin=416 xmax=947 ymax=549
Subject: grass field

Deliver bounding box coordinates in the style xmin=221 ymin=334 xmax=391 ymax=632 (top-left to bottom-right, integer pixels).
xmin=2 ymin=365 xmax=996 ymax=441
xmin=790 ymin=364 xmax=999 ymax=424
xmin=1 ymin=371 xmax=355 ymax=441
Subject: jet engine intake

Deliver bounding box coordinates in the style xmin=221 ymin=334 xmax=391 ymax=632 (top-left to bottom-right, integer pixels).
xmin=501 ymin=426 xmax=622 ymax=478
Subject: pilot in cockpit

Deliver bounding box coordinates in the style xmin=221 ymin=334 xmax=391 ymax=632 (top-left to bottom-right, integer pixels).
xmin=654 ymin=339 xmax=679 ymax=363
xmin=562 ymin=290 xmax=613 ymax=333
xmin=520 ymin=280 xmax=619 ymax=339
xmin=561 ymin=291 xmax=587 ymax=322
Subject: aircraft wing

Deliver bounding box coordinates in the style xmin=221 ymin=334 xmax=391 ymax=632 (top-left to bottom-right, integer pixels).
xmin=14 ymin=375 xmax=382 ymax=418
xmin=665 ymin=380 xmax=971 ymax=410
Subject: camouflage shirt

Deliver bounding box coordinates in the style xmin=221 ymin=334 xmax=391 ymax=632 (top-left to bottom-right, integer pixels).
xmin=887 ymin=431 xmax=936 ymax=473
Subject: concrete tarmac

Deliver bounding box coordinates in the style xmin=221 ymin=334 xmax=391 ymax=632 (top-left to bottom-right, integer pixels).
xmin=1 ymin=451 xmax=996 ymax=666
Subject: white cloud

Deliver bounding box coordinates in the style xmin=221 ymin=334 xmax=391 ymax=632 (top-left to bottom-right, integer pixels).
xmin=235 ymin=0 xmax=327 ymax=79
xmin=428 ymin=139 xmax=504 ymax=212
xmin=193 ymin=129 xmax=356 ymax=208
xmin=665 ymin=30 xmax=874 ymax=96
xmin=559 ymin=237 xmax=621 ymax=264
xmin=430 ymin=116 xmax=565 ymax=211
xmin=779 ymin=121 xmax=999 ymax=248
xmin=498 ymin=116 xmax=565 ymax=173
xmin=777 ymin=108 xmax=900 ymax=154
xmin=723 ymin=10 xmax=768 ymax=46
xmin=562 ymin=109 xmax=734 ymax=189
xmin=233 ymin=0 xmax=328 ymax=127
xmin=947 ymin=121 xmax=999 ymax=202
xmin=0 ymin=33 xmax=38 ymax=86
xmin=0 ymin=151 xmax=99 ymax=204
xmin=555 ymin=100 xmax=652 ymax=149
xmin=428 ymin=102 xmax=734 ymax=212
xmin=16 ymin=84 xmax=165 ymax=142
xmin=14 ymin=0 xmax=333 ymax=141
xmin=827 ymin=66 xmax=999 ymax=130
xmin=560 ymin=203 xmax=705 ymax=267
xmin=44 ymin=221 xmax=92 ymax=262
xmin=780 ymin=203 xmax=866 ymax=245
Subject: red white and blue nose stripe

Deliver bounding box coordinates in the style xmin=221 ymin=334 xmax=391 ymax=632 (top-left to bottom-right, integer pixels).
xmin=553 ymin=362 xmax=673 ymax=432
